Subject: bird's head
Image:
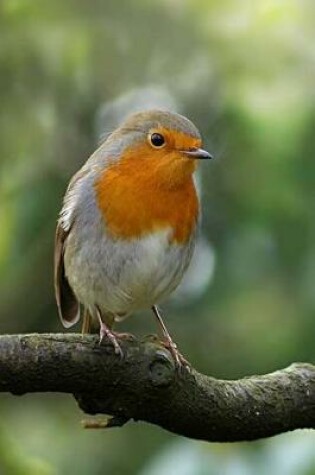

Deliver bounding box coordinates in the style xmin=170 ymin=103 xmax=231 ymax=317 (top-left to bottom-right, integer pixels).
xmin=108 ymin=109 xmax=212 ymax=187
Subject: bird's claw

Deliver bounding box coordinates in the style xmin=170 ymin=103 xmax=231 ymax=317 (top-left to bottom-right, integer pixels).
xmin=99 ymin=324 xmax=124 ymax=357
xmin=162 ymin=340 xmax=191 ymax=372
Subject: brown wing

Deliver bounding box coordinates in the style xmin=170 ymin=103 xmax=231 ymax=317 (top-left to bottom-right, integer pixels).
xmin=54 ymin=222 xmax=80 ymax=328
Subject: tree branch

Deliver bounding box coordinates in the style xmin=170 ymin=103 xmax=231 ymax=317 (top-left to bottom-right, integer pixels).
xmin=0 ymin=333 xmax=314 ymax=442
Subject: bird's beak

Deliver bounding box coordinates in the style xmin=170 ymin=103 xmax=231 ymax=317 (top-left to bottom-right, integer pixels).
xmin=182 ymin=148 xmax=213 ymax=159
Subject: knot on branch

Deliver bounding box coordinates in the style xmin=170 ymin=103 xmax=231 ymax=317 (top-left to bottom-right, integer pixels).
xmin=74 ymin=341 xmax=175 ymax=422
xmin=148 ymin=348 xmax=175 ymax=386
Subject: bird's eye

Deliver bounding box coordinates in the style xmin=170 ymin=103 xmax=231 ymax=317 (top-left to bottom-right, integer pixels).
xmin=150 ymin=133 xmax=165 ymax=148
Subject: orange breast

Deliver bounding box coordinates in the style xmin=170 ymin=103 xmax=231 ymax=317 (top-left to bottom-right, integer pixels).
xmin=95 ymin=147 xmax=199 ymax=244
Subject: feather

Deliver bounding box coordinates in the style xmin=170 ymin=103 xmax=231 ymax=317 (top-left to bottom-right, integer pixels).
xmin=54 ymin=222 xmax=80 ymax=328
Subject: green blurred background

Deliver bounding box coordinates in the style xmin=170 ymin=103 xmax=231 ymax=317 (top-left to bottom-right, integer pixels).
xmin=0 ymin=0 xmax=315 ymax=473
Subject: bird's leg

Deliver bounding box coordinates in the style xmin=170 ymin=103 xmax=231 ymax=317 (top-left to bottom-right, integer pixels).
xmin=151 ymin=305 xmax=190 ymax=368
xmin=96 ymin=307 xmax=123 ymax=357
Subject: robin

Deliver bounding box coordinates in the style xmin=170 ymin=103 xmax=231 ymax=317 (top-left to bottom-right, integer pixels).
xmin=54 ymin=109 xmax=212 ymax=366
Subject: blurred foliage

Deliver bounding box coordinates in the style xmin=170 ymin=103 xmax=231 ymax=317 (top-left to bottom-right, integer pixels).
xmin=0 ymin=0 xmax=315 ymax=473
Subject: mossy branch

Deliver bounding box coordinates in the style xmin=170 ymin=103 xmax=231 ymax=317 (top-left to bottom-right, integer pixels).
xmin=0 ymin=333 xmax=314 ymax=442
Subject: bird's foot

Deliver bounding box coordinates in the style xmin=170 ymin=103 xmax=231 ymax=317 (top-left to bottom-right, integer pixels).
xmin=161 ymin=339 xmax=191 ymax=371
xmin=151 ymin=305 xmax=191 ymax=371
xmin=99 ymin=323 xmax=124 ymax=357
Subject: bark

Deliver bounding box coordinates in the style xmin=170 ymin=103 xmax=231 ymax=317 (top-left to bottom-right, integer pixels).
xmin=0 ymin=333 xmax=314 ymax=442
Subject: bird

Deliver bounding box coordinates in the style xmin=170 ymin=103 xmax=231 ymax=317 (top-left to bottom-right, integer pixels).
xmin=54 ymin=109 xmax=212 ymax=366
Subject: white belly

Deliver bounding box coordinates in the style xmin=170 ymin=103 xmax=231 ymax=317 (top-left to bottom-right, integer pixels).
xmin=65 ymin=227 xmax=195 ymax=318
